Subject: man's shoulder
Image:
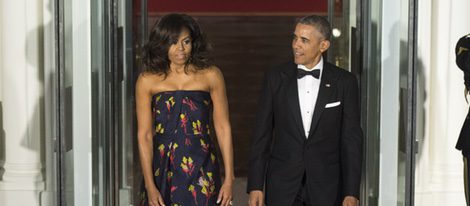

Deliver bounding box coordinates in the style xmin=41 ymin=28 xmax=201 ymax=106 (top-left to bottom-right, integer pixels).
xmin=324 ymin=61 xmax=356 ymax=79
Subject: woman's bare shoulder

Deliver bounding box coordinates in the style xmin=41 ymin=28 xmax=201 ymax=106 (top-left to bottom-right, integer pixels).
xmin=200 ymin=66 xmax=225 ymax=91
xmin=136 ymin=72 xmax=165 ymax=92
xmin=202 ymin=65 xmax=223 ymax=79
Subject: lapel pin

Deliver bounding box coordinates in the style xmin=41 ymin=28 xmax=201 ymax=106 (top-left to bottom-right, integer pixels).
xmin=325 ymin=84 xmax=331 ymax=87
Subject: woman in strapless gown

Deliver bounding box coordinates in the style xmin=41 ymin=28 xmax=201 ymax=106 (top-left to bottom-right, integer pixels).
xmin=136 ymin=14 xmax=234 ymax=206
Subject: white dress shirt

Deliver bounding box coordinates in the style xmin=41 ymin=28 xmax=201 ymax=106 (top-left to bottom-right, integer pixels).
xmin=297 ymin=57 xmax=323 ymax=138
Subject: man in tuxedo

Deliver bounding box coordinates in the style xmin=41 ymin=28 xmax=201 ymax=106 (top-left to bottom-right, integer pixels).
xmin=455 ymin=33 xmax=470 ymax=205
xmin=247 ymin=15 xmax=363 ymax=206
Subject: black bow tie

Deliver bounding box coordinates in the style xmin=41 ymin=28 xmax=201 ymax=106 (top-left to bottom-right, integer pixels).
xmin=297 ymin=69 xmax=320 ymax=79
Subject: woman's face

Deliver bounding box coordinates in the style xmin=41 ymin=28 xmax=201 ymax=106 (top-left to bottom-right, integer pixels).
xmin=168 ymin=28 xmax=192 ymax=66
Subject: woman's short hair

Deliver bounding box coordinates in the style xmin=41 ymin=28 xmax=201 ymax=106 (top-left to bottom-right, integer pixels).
xmin=141 ymin=13 xmax=211 ymax=75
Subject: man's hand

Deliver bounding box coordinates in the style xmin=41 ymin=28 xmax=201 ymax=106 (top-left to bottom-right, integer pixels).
xmin=342 ymin=196 xmax=359 ymax=206
xmin=248 ymin=190 xmax=264 ymax=206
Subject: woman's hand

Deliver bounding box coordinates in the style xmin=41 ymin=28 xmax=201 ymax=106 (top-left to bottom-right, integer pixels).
xmin=146 ymin=185 xmax=166 ymax=206
xmin=217 ymin=181 xmax=233 ymax=206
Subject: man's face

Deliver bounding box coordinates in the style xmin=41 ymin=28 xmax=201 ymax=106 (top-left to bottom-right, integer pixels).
xmin=292 ymin=23 xmax=330 ymax=68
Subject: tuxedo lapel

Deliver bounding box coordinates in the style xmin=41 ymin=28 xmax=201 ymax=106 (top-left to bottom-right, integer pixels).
xmin=307 ymin=63 xmax=337 ymax=139
xmin=284 ymin=63 xmax=307 ymax=139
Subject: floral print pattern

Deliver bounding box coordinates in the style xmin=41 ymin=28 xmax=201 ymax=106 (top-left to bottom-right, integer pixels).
xmin=141 ymin=91 xmax=221 ymax=206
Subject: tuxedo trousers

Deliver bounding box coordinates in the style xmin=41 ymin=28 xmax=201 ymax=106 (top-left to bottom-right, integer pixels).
xmin=292 ymin=172 xmax=312 ymax=206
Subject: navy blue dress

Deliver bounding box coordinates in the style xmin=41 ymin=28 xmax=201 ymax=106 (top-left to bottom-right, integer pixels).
xmin=140 ymin=90 xmax=222 ymax=206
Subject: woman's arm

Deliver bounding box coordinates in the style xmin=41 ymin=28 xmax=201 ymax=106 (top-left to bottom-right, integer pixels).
xmin=207 ymin=66 xmax=235 ymax=206
xmin=136 ymin=74 xmax=157 ymax=190
xmin=136 ymin=74 xmax=166 ymax=205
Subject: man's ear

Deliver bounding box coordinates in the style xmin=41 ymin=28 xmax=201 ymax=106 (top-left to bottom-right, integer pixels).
xmin=320 ymin=40 xmax=331 ymax=52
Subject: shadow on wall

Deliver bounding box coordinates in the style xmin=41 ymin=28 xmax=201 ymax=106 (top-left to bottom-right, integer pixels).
xmin=1 ymin=0 xmax=48 ymax=187
xmin=414 ymin=50 xmax=426 ymax=162
xmin=0 ymin=18 xmax=46 ymax=205
xmin=23 ymin=11 xmax=46 ymax=149
xmin=381 ymin=22 xmax=427 ymax=162
xmin=398 ymin=39 xmax=426 ymax=160
xmin=18 ymin=21 xmax=45 ymax=164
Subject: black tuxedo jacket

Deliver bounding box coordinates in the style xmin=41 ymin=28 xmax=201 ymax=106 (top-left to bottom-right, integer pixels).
xmin=247 ymin=61 xmax=363 ymax=206
xmin=455 ymin=34 xmax=470 ymax=156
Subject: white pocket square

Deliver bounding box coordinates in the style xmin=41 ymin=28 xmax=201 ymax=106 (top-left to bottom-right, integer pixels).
xmin=325 ymin=101 xmax=341 ymax=108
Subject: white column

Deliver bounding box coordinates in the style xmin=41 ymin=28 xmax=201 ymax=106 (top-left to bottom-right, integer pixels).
xmin=414 ymin=0 xmax=470 ymax=205
xmin=0 ymin=0 xmax=45 ymax=205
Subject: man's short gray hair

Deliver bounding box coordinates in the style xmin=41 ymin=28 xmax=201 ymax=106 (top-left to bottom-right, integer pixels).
xmin=298 ymin=15 xmax=332 ymax=41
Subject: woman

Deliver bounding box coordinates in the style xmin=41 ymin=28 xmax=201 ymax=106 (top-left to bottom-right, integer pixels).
xmin=136 ymin=13 xmax=234 ymax=206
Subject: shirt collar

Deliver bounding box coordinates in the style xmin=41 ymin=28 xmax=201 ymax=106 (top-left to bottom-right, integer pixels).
xmin=297 ymin=57 xmax=323 ymax=72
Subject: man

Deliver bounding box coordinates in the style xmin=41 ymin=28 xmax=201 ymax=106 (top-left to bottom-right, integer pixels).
xmin=247 ymin=15 xmax=363 ymax=206
xmin=455 ymin=33 xmax=470 ymax=205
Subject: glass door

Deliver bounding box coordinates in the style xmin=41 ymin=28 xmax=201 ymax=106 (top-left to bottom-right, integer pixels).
xmin=90 ymin=0 xmax=113 ymax=205
xmin=358 ymin=0 xmax=418 ymax=205
xmin=90 ymin=0 xmax=141 ymax=205
xmin=112 ymin=0 xmax=142 ymax=205
xmin=56 ymin=0 xmax=139 ymax=205
xmin=57 ymin=0 xmax=93 ymax=205
xmin=329 ymin=0 xmax=418 ymax=205
xmin=57 ymin=0 xmax=75 ymax=204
